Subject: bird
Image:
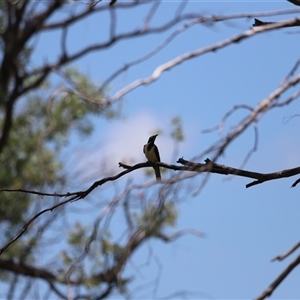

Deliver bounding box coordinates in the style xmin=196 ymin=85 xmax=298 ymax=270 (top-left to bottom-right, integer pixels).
xmin=253 ymin=0 xmax=300 ymax=27
xmin=287 ymin=0 xmax=300 ymax=6
xmin=252 ymin=18 xmax=275 ymax=27
xmin=143 ymin=134 xmax=161 ymax=181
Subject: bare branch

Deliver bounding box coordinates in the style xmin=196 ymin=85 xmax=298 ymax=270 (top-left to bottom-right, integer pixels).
xmin=179 ymin=158 xmax=300 ymax=188
xmin=144 ymin=1 xmax=160 ymax=29
xmin=155 ymin=228 xmax=204 ymax=241
xmin=99 ymin=9 xmax=300 ymax=93
xmin=291 ymin=177 xmax=300 ymax=187
xmin=28 ymin=12 xmax=201 ymax=84
xmin=0 ymin=258 xmax=96 ymax=299
xmin=0 ymin=188 xmax=77 ymax=198
xmin=99 ymin=17 xmax=205 ymax=93
xmin=0 ymin=196 xmax=74 ymax=255
xmin=255 ymin=253 xmax=300 ymax=300
xmin=288 ymin=0 xmax=300 ymax=7
xmin=0 ymin=1 xmax=64 ymax=154
xmin=3 ymin=155 xmax=300 ymax=207
xmin=2 ymin=155 xmax=300 ymax=257
xmin=0 ymin=258 xmax=56 ymax=281
xmin=281 ymin=57 xmax=300 ymax=84
xmin=206 ymin=73 xmax=300 ymax=163
xmin=271 ymin=241 xmax=300 ymax=261
xmin=41 ymin=2 xmax=146 ymax=30
xmin=104 ymin=18 xmax=300 ymax=105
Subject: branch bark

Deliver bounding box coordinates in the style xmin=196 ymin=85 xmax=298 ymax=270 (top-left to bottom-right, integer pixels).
xmin=255 ymin=253 xmax=300 ymax=300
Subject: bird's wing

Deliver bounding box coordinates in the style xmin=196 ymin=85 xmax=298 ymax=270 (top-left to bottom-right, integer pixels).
xmin=154 ymin=145 xmax=160 ymax=162
xmin=288 ymin=0 xmax=300 ymax=6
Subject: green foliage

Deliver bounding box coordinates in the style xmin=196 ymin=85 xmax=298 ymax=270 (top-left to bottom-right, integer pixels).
xmin=0 ymin=67 xmax=118 ymax=246
xmin=64 ymin=67 xmax=117 ymax=120
xmin=170 ymin=116 xmax=184 ymax=142
xmin=1 ymin=236 xmax=37 ymax=262
xmin=24 ymin=67 xmax=117 ymax=148
xmin=101 ymin=238 xmax=125 ymax=264
xmin=0 ymin=235 xmax=38 ymax=282
xmin=60 ymin=224 xmax=127 ymax=289
xmin=68 ymin=222 xmax=87 ymax=248
xmin=0 ymin=110 xmax=64 ymax=226
xmin=59 ymin=225 xmax=98 ymax=287
xmin=134 ymin=202 xmax=177 ymax=235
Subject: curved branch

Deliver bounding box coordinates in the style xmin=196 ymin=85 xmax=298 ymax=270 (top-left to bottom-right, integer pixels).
xmin=288 ymin=0 xmax=300 ymax=7
xmin=0 ymin=258 xmax=93 ymax=299
xmin=105 ymin=17 xmax=300 ymax=104
xmin=205 ymin=73 xmax=300 ymax=162
xmin=0 ymin=258 xmax=56 ymax=281
xmin=155 ymin=228 xmax=204 ymax=241
xmin=0 ymin=1 xmax=63 ymax=154
xmin=178 ymin=158 xmax=300 ymax=188
xmin=272 ymin=241 xmax=300 ymax=261
xmin=255 ymin=253 xmax=300 ymax=300
xmin=41 ymin=2 xmax=146 ymax=30
xmin=1 ymin=155 xmax=300 ymax=256
xmin=3 ymin=154 xmax=300 ymax=202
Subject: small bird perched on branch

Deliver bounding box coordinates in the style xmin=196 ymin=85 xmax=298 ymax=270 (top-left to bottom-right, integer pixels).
xmin=143 ymin=134 xmax=161 ymax=181
xmin=287 ymin=0 xmax=300 ymax=6
xmin=253 ymin=0 xmax=300 ymax=27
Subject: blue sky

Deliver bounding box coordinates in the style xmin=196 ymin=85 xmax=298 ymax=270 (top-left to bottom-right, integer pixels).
xmin=28 ymin=1 xmax=300 ymax=299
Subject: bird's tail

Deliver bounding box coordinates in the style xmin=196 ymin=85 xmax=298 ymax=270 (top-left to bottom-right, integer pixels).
xmin=154 ymin=166 xmax=161 ymax=181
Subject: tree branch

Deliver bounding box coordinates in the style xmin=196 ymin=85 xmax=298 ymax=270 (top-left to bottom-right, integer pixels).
xmin=2 ymin=155 xmax=300 ymax=204
xmin=41 ymin=1 xmax=145 ymax=30
xmin=288 ymin=0 xmax=300 ymax=7
xmin=104 ymin=17 xmax=300 ymax=105
xmin=1 ymin=156 xmax=299 ymax=256
xmin=271 ymin=241 xmax=300 ymax=261
xmin=255 ymin=253 xmax=300 ymax=300
xmin=0 ymin=1 xmax=63 ymax=154
xmin=0 ymin=258 xmax=96 ymax=299
xmin=178 ymin=158 xmax=300 ymax=188
xmin=155 ymin=228 xmax=204 ymax=241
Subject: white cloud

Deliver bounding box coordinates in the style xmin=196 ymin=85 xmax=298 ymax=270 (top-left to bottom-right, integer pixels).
xmin=104 ymin=112 xmax=162 ymax=165
xmin=75 ymin=112 xmax=172 ymax=181
xmin=70 ymin=111 xmax=198 ymax=184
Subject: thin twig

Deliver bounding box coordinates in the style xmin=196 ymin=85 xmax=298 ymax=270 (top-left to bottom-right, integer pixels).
xmin=255 ymin=253 xmax=300 ymax=300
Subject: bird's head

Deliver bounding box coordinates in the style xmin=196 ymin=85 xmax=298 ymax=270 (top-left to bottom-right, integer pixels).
xmin=147 ymin=134 xmax=158 ymax=143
